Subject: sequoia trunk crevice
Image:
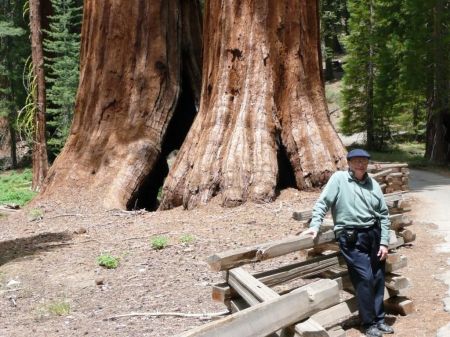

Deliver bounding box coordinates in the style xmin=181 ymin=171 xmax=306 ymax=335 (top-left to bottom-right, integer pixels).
xmin=160 ymin=0 xmax=347 ymax=210
xmin=40 ymin=0 xmax=202 ymax=209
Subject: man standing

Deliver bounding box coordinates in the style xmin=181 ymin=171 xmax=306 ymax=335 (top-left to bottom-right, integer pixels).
xmin=303 ymin=149 xmax=394 ymax=337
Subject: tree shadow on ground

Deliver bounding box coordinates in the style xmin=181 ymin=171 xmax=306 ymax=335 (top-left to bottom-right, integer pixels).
xmin=0 ymin=232 xmax=72 ymax=266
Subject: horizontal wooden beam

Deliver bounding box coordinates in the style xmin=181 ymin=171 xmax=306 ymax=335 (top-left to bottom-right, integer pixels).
xmin=385 ymin=274 xmax=411 ymax=291
xmin=370 ymin=169 xmax=392 ymax=179
xmin=368 ymin=163 xmax=408 ymax=170
xmin=384 ymin=296 xmax=415 ymax=316
xmin=176 ymin=279 xmax=340 ymax=337
xmin=386 ymin=253 xmax=407 ymax=273
xmin=256 ymin=231 xmax=336 ymax=261
xmin=207 ymin=230 xmax=336 ymax=272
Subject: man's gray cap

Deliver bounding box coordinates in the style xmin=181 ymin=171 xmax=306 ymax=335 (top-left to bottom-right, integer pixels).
xmin=346 ymin=148 xmax=371 ymax=159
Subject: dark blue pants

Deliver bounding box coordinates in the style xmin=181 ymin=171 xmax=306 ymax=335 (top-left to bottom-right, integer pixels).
xmin=338 ymin=226 xmax=386 ymax=327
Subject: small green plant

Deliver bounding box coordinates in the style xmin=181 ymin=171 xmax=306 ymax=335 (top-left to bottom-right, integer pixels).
xmin=96 ymin=253 xmax=119 ymax=269
xmin=150 ymin=236 xmax=169 ymax=250
xmin=47 ymin=300 xmax=70 ymax=316
xmin=28 ymin=208 xmax=44 ymax=221
xmin=179 ymin=234 xmax=195 ymax=245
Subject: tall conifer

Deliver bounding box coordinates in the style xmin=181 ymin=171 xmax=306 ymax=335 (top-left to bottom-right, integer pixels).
xmin=44 ymin=0 xmax=81 ymax=156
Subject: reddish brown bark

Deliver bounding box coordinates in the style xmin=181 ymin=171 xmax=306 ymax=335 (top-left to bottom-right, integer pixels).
xmin=29 ymin=0 xmax=49 ymax=191
xmin=41 ymin=0 xmax=202 ymax=209
xmin=160 ymin=0 xmax=347 ymax=210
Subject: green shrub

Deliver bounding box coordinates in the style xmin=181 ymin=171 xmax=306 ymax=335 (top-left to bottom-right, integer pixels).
xmin=368 ymin=142 xmax=428 ymax=168
xmin=47 ymin=301 xmax=70 ymax=316
xmin=96 ymin=254 xmax=119 ymax=269
xmin=179 ymin=234 xmax=195 ymax=245
xmin=28 ymin=208 xmax=44 ymax=221
xmin=0 ymin=169 xmax=36 ymax=206
xmin=150 ymin=236 xmax=168 ymax=250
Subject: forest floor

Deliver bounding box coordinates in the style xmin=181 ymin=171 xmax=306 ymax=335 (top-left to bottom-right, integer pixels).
xmin=0 ymin=182 xmax=449 ymax=337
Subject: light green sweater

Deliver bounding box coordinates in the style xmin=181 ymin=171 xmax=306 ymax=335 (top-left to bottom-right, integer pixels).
xmin=310 ymin=170 xmax=390 ymax=246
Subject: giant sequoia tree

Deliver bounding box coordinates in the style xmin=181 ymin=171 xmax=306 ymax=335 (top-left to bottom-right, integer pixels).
xmin=160 ymin=1 xmax=347 ymax=210
xmin=42 ymin=0 xmax=346 ymax=210
xmin=41 ymin=0 xmax=203 ymax=209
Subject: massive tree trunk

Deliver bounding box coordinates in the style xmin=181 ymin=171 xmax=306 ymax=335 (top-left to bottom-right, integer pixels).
xmin=41 ymin=0 xmax=202 ymax=209
xmin=29 ymin=0 xmax=49 ymax=190
xmin=160 ymin=0 xmax=347 ymax=210
xmin=425 ymin=0 xmax=450 ymax=164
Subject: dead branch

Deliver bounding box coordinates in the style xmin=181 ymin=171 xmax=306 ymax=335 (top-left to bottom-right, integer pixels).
xmin=104 ymin=310 xmax=229 ymax=321
xmin=46 ymin=213 xmax=84 ymax=219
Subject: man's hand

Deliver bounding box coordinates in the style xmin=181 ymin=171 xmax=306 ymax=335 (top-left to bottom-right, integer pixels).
xmin=377 ymin=245 xmax=388 ymax=260
xmin=300 ymin=228 xmax=318 ymax=239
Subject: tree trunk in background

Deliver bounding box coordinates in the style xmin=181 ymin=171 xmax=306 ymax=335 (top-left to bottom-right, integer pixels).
xmin=29 ymin=0 xmax=49 ymax=190
xmin=365 ymin=0 xmax=375 ymax=150
xmin=41 ymin=0 xmax=202 ymax=209
xmin=7 ymin=115 xmax=17 ymax=168
xmin=160 ymin=0 xmax=347 ymax=210
xmin=425 ymin=0 xmax=450 ymax=164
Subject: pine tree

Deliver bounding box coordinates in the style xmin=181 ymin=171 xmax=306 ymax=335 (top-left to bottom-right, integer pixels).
xmin=391 ymin=0 xmax=428 ymax=141
xmin=0 ymin=0 xmax=30 ymax=167
xmin=340 ymin=0 xmax=375 ymax=146
xmin=341 ymin=0 xmax=417 ymax=150
xmin=44 ymin=0 xmax=82 ymax=156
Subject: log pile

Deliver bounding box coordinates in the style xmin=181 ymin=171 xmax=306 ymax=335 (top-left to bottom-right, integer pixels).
xmin=176 ymin=165 xmax=415 ymax=337
xmin=368 ymin=162 xmax=410 ymax=194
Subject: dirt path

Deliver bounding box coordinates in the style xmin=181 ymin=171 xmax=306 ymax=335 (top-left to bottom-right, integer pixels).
xmin=409 ymin=169 xmax=450 ymax=336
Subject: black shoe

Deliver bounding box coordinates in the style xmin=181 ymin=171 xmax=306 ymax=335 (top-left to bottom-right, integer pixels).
xmin=364 ymin=325 xmax=382 ymax=337
xmin=376 ymin=322 xmax=394 ymax=334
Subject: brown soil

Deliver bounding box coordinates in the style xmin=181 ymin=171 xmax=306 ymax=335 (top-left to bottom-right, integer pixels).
xmin=0 ymin=190 xmax=448 ymax=337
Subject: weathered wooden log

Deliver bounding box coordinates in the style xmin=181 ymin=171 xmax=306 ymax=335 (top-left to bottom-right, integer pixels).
xmin=390 ymin=214 xmax=413 ymax=230
xmin=388 ymin=230 xmax=398 ymax=246
xmin=385 ymin=274 xmax=411 ymax=291
xmin=388 ymin=236 xmax=405 ymax=250
xmin=227 ymin=267 xmax=279 ymax=305
xmin=386 ymin=253 xmax=408 ymax=273
xmin=227 ymin=268 xmax=339 ymax=337
xmin=176 ymin=279 xmax=340 ymax=337
xmin=369 ymin=169 xmax=393 ymax=179
xmin=397 ymin=229 xmax=416 ymax=243
xmin=229 ymin=298 xmax=248 ymax=313
xmin=293 ymin=318 xmax=329 ymax=336
xmin=0 ymin=206 xmax=20 ymax=213
xmin=212 ymin=253 xmax=341 ymax=303
xmin=384 ymin=296 xmax=415 ymax=316
xmin=302 ymin=296 xmax=358 ymax=330
xmin=368 ymin=163 xmax=408 ymax=170
xmin=207 ymin=230 xmax=336 ymax=272
xmin=327 ymin=326 xmax=346 ymax=337
xmin=292 ymin=209 xmax=313 ymax=221
xmin=256 ymin=231 xmax=336 ymax=261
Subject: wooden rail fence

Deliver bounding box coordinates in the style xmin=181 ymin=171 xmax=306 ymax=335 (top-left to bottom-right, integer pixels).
xmin=177 ymin=164 xmax=415 ymax=337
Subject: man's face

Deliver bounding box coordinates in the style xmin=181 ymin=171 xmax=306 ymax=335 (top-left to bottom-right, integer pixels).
xmin=348 ymin=157 xmax=369 ymax=180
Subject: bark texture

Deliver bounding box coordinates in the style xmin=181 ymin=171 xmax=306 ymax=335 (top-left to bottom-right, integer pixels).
xmin=29 ymin=0 xmax=49 ymax=190
xmin=160 ymin=0 xmax=347 ymax=210
xmin=425 ymin=0 xmax=450 ymax=164
xmin=41 ymin=0 xmax=202 ymax=209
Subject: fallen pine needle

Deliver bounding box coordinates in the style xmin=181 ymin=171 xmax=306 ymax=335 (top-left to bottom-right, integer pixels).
xmin=104 ymin=310 xmax=229 ymax=321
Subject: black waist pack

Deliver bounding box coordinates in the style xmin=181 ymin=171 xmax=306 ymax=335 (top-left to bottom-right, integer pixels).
xmin=342 ymin=228 xmax=357 ymax=244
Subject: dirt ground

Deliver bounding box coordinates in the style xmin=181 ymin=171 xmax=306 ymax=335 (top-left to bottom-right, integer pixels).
xmin=0 ymin=188 xmax=449 ymax=337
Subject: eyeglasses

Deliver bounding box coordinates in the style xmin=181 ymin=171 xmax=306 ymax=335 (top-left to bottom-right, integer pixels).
xmin=349 ymin=158 xmax=369 ymax=165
